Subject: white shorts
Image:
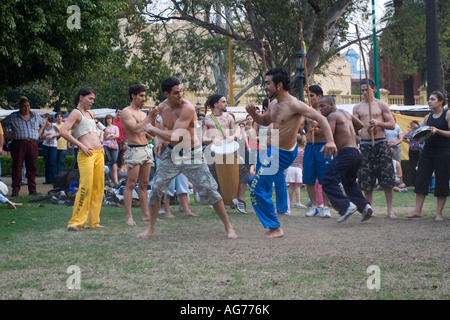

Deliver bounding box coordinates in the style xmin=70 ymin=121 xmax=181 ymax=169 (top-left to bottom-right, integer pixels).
xmin=286 ymin=166 xmax=302 ymax=184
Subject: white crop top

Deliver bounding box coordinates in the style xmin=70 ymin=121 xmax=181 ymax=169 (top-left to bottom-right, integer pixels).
xmin=71 ymin=108 xmax=97 ymax=139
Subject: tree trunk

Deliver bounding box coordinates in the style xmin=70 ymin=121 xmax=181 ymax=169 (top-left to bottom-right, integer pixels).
xmin=425 ymin=0 xmax=442 ymax=96
xmin=403 ymin=76 xmax=415 ymax=105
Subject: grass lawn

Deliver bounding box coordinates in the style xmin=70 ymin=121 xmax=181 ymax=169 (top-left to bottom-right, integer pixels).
xmin=0 ymin=186 xmax=448 ymax=302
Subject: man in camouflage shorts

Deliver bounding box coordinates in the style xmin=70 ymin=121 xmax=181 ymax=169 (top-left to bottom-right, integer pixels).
xmin=149 ymin=145 xmax=223 ymax=206
xmin=353 ymin=79 xmax=397 ymax=218
xmin=138 ymin=77 xmax=237 ymax=239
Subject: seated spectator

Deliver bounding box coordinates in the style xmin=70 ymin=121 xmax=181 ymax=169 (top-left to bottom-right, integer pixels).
xmin=391 ymin=148 xmax=407 ymax=192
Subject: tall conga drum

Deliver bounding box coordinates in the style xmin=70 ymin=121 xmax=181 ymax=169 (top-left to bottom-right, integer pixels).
xmin=212 ymin=140 xmax=239 ymax=205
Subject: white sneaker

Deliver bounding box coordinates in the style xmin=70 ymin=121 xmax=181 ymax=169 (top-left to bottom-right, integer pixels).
xmin=321 ymin=206 xmax=331 ymax=218
xmin=305 ymin=206 xmax=319 ymax=217
xmin=337 ymin=202 xmax=356 ymax=223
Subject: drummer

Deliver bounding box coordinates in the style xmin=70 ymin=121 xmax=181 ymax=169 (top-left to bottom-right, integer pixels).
xmin=202 ymin=94 xmax=249 ymax=214
xmin=353 ymin=79 xmax=397 ymax=219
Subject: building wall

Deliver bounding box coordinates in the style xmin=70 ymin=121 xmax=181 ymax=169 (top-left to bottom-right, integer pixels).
xmin=311 ymin=55 xmax=352 ymax=96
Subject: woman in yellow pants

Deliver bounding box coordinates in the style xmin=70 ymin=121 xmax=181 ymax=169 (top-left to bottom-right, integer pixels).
xmin=60 ymin=87 xmax=106 ymax=231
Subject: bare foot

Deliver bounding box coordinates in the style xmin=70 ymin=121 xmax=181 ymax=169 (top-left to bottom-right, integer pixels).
xmin=67 ymin=226 xmax=79 ymax=232
xmin=226 ymin=228 xmax=238 ymax=239
xmin=387 ymin=213 xmax=397 ymax=219
xmin=435 ymin=216 xmax=443 ymax=222
xmin=182 ymin=210 xmax=198 ymax=217
xmin=142 ymin=215 xmax=150 ymax=222
xmin=126 ymin=217 xmax=137 ymax=226
xmin=137 ymin=227 xmax=155 ymax=238
xmin=264 ymin=227 xmax=284 ymax=239
xmin=406 ymin=214 xmax=422 ymax=219
xmin=164 ymin=211 xmax=175 ymax=218
xmin=85 ymin=225 xmax=104 ymax=230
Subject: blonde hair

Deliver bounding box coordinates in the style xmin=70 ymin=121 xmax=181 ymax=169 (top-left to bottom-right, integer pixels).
xmin=297 ymin=134 xmax=306 ymax=148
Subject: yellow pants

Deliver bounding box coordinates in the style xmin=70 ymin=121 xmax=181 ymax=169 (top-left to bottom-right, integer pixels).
xmin=67 ymin=149 xmax=105 ymax=229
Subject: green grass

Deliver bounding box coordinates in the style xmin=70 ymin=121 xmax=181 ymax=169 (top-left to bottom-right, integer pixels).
xmin=0 ymin=188 xmax=448 ymax=300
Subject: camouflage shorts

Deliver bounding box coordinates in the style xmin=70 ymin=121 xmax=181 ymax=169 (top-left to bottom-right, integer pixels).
xmin=148 ymin=146 xmax=222 ymax=205
xmin=358 ymin=140 xmax=395 ymax=191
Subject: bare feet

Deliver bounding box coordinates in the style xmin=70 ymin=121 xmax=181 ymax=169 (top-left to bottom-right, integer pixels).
xmin=406 ymin=214 xmax=422 ymax=219
xmin=67 ymin=226 xmax=79 ymax=231
xmin=387 ymin=213 xmax=397 ymax=219
xmin=435 ymin=215 xmax=443 ymax=222
xmin=126 ymin=217 xmax=137 ymax=226
xmin=86 ymin=225 xmax=104 ymax=229
xmin=264 ymin=227 xmax=284 ymax=239
xmin=226 ymin=228 xmax=238 ymax=239
xmin=182 ymin=210 xmax=198 ymax=217
xmin=137 ymin=227 xmax=155 ymax=238
xmin=164 ymin=212 xmax=175 ymax=218
xmin=142 ymin=215 xmax=150 ymax=222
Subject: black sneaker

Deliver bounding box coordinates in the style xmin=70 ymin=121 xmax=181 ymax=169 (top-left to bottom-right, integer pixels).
xmin=11 ymin=191 xmax=19 ymax=197
xmin=361 ymin=204 xmax=373 ymax=222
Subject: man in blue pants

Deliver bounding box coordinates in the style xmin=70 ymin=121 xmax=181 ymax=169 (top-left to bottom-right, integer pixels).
xmin=246 ymin=68 xmax=337 ymax=238
xmin=318 ymin=96 xmax=373 ymax=223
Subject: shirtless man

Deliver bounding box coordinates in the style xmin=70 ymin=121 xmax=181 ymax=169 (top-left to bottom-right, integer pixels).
xmin=353 ymin=79 xmax=396 ymax=218
xmin=120 ymin=84 xmax=155 ymax=226
xmin=202 ymin=94 xmax=248 ymax=214
xmin=246 ymin=68 xmax=337 ymax=239
xmin=301 ymin=85 xmax=331 ymax=218
xmin=138 ymin=77 xmax=237 ymax=239
xmin=318 ymin=96 xmax=373 ymax=223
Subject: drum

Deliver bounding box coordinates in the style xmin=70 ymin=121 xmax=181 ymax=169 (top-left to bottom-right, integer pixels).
xmin=411 ymin=126 xmax=433 ymax=142
xmin=212 ymin=140 xmax=240 ymax=205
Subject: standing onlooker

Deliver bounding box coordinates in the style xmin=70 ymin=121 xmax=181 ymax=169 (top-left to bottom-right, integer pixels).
xmin=353 ymin=79 xmax=397 ymax=219
xmin=286 ymin=134 xmax=306 ymax=209
xmin=41 ymin=114 xmax=60 ymax=184
xmin=55 ymin=112 xmax=68 ymax=173
xmin=402 ymin=120 xmax=421 ymax=186
xmin=101 ymin=114 xmax=120 ymax=177
xmin=407 ymin=91 xmax=450 ymax=221
xmin=385 ymin=114 xmax=403 ymax=163
xmin=59 ymin=87 xmax=106 ymax=231
xmin=301 ymin=85 xmax=332 ymax=218
xmin=121 ymin=84 xmax=154 ymax=226
xmin=113 ymin=108 xmax=126 ymax=145
xmin=1 ymin=97 xmax=45 ymax=196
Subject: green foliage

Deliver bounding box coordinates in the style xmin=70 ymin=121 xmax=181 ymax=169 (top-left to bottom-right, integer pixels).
xmin=0 ymin=0 xmax=125 ymax=93
xmin=0 ymin=0 xmax=169 ymax=111
xmin=145 ymin=0 xmax=356 ymax=97
xmin=1 ymin=155 xmax=74 ymax=176
xmin=380 ymin=0 xmax=449 ymax=85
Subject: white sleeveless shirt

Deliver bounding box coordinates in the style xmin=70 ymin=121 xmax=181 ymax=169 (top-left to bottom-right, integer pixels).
xmin=71 ymin=108 xmax=97 ymax=139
